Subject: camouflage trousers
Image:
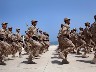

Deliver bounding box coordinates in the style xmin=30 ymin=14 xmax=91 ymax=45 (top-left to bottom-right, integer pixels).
xmin=59 ymin=37 xmax=75 ymax=59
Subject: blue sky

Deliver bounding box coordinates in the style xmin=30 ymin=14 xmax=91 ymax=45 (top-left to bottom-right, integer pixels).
xmin=0 ymin=0 xmax=96 ymax=42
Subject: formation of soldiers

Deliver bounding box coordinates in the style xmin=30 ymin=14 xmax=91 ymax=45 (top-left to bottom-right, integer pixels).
xmin=57 ymin=15 xmax=96 ymax=64
xmin=1 ymin=15 xmax=96 ymax=65
xmin=0 ymin=20 xmax=50 ymax=65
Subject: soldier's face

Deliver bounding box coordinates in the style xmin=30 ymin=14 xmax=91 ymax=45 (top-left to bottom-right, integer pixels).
xmin=32 ymin=22 xmax=37 ymax=26
xmin=18 ymin=30 xmax=20 ymax=32
xmin=2 ymin=24 xmax=7 ymax=29
xmin=39 ymin=31 xmax=42 ymax=34
xmin=9 ymin=29 xmax=12 ymax=31
xmin=86 ymin=26 xmax=89 ymax=28
xmin=73 ymin=31 xmax=76 ymax=32
xmin=66 ymin=20 xmax=70 ymax=25
xmin=17 ymin=30 xmax=20 ymax=33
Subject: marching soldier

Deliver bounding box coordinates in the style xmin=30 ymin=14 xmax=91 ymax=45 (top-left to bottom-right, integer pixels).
xmin=90 ymin=15 xmax=96 ymax=63
xmin=38 ymin=30 xmax=45 ymax=54
xmin=76 ymin=27 xmax=86 ymax=55
xmin=0 ymin=22 xmax=8 ymax=65
xmin=59 ymin=18 xmax=75 ymax=64
xmin=27 ymin=20 xmax=42 ymax=63
xmin=90 ymin=15 xmax=96 ymax=51
xmin=82 ymin=22 xmax=94 ymax=57
xmin=69 ymin=28 xmax=77 ymax=53
xmin=43 ymin=32 xmax=50 ymax=52
xmin=15 ymin=28 xmax=22 ymax=58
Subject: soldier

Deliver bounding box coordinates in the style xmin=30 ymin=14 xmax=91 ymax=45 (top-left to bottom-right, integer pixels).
xmin=90 ymin=15 xmax=96 ymax=63
xmin=7 ymin=27 xmax=18 ymax=58
xmin=38 ymin=30 xmax=45 ymax=54
xmin=84 ymin=22 xmax=95 ymax=51
xmin=6 ymin=27 xmax=13 ymax=56
xmin=90 ymin=15 xmax=96 ymax=51
xmin=69 ymin=28 xmax=77 ymax=53
xmin=15 ymin=28 xmax=22 ymax=58
xmin=59 ymin=18 xmax=75 ymax=64
xmin=82 ymin=22 xmax=93 ymax=58
xmin=27 ymin=20 xmax=42 ymax=63
xmin=24 ymin=31 xmax=31 ymax=54
xmin=0 ymin=22 xmax=8 ymax=65
xmin=76 ymin=27 xmax=86 ymax=55
xmin=43 ymin=32 xmax=50 ymax=52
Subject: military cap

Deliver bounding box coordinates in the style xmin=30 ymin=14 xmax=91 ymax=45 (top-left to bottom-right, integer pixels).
xmin=8 ymin=27 xmax=12 ymax=29
xmin=64 ymin=18 xmax=70 ymax=22
xmin=46 ymin=33 xmax=49 ymax=36
xmin=73 ymin=28 xmax=76 ymax=31
xmin=31 ymin=20 xmax=38 ymax=23
xmin=8 ymin=27 xmax=12 ymax=31
xmin=43 ymin=32 xmax=46 ymax=34
xmin=2 ymin=22 xmax=8 ymax=25
xmin=16 ymin=28 xmax=20 ymax=31
xmin=39 ymin=30 xmax=42 ymax=32
xmin=79 ymin=27 xmax=83 ymax=30
xmin=44 ymin=32 xmax=49 ymax=36
xmin=85 ymin=22 xmax=90 ymax=27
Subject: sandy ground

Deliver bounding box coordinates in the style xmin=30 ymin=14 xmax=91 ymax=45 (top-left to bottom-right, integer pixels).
xmin=0 ymin=45 xmax=96 ymax=72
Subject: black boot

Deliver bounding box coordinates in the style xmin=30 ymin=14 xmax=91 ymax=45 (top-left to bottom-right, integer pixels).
xmin=62 ymin=59 xmax=69 ymax=64
xmin=0 ymin=61 xmax=6 ymax=65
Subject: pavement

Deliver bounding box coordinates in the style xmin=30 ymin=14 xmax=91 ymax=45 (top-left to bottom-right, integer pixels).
xmin=0 ymin=45 xmax=96 ymax=72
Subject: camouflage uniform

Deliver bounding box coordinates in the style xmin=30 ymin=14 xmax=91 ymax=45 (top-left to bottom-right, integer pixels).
xmin=0 ymin=22 xmax=8 ymax=65
xmin=74 ymin=27 xmax=86 ymax=55
xmin=38 ymin=30 xmax=45 ymax=54
xmin=83 ymin=22 xmax=95 ymax=54
xmin=15 ymin=29 xmax=22 ymax=58
xmin=27 ymin=20 xmax=41 ymax=63
xmin=90 ymin=15 xmax=96 ymax=51
xmin=91 ymin=15 xmax=96 ymax=63
xmin=24 ymin=33 xmax=31 ymax=54
xmin=43 ymin=32 xmax=50 ymax=52
xmin=59 ymin=18 xmax=75 ymax=64
xmin=69 ymin=28 xmax=78 ymax=53
xmin=6 ymin=27 xmax=13 ymax=56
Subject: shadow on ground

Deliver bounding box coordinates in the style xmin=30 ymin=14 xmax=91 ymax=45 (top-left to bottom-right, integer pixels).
xmin=21 ymin=61 xmax=37 ymax=64
xmin=51 ymin=60 xmax=64 ymax=65
xmin=35 ymin=57 xmax=40 ymax=59
xmin=76 ymin=60 xmax=95 ymax=64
